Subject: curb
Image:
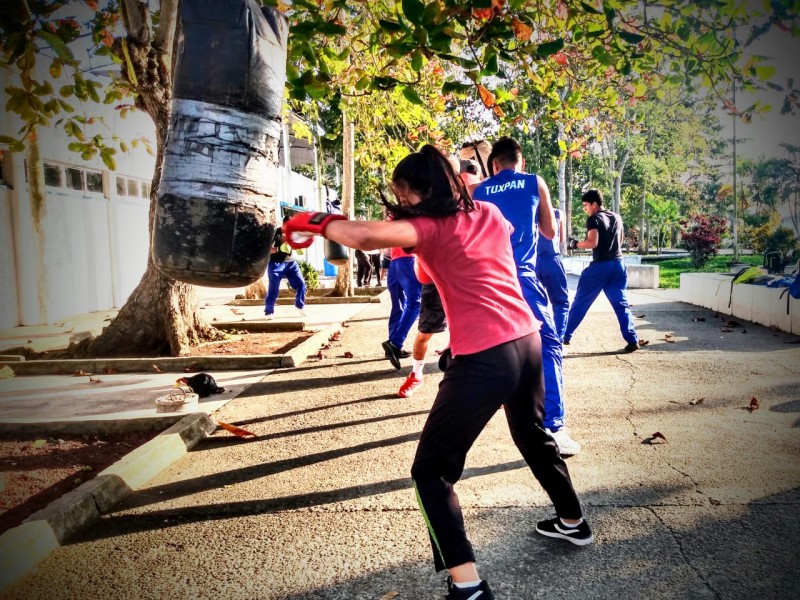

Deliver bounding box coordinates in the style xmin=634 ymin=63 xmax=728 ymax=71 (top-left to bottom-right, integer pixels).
xmin=0 ymin=323 xmax=347 ymax=375
xmin=282 ymin=323 xmax=343 ymax=367
xmin=0 ymin=412 xmax=216 ymax=593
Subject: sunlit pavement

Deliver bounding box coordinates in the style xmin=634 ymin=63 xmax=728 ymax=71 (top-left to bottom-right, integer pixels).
xmin=4 ymin=288 xmax=799 ymax=599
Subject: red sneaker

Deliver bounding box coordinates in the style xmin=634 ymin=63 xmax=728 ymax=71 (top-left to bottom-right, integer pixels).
xmin=398 ymin=373 xmax=423 ymax=398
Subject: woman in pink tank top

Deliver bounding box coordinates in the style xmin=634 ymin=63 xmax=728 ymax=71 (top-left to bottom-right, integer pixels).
xmin=283 ymin=145 xmax=591 ymax=599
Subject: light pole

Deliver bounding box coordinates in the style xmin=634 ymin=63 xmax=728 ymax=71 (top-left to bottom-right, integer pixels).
xmin=732 ymin=77 xmax=739 ymax=263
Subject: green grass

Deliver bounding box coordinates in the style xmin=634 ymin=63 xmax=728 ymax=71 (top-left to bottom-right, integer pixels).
xmin=653 ymin=254 xmax=763 ymax=289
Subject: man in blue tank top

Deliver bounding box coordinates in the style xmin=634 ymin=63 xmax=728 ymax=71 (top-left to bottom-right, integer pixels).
xmin=565 ymin=189 xmax=641 ymax=352
xmin=473 ymin=137 xmax=581 ymax=456
xmin=535 ymin=207 xmax=570 ymax=343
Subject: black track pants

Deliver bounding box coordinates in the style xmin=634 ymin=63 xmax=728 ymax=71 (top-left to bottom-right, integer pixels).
xmin=411 ymin=332 xmax=583 ymax=571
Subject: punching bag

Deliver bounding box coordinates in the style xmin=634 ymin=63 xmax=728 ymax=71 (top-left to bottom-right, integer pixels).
xmin=324 ymin=239 xmax=349 ymax=266
xmin=152 ymin=0 xmax=288 ymax=287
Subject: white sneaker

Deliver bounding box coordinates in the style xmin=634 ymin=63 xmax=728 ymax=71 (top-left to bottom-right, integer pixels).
xmin=547 ymin=428 xmax=581 ymax=456
xmin=264 ymin=313 xmax=274 ymax=320
xmin=296 ymin=307 xmax=306 ymax=317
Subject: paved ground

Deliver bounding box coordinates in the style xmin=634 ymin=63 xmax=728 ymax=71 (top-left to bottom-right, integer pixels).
xmin=0 ymin=286 xmax=366 ymax=424
xmin=3 ymin=282 xmax=800 ymax=599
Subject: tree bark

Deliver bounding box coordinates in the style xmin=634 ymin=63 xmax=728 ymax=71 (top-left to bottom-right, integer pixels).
xmin=84 ymin=4 xmax=224 ymax=357
xmin=330 ymin=111 xmax=354 ymax=297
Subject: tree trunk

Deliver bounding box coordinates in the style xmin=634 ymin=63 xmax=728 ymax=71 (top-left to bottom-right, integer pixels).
xmin=565 ymin=153 xmax=573 ymax=246
xmin=23 ymin=128 xmax=48 ymax=323
xmin=330 ymin=112 xmax=354 ymax=297
xmin=84 ymin=17 xmax=223 ymax=357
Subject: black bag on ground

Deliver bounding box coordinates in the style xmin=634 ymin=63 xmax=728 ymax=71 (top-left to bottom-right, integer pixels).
xmin=181 ymin=373 xmax=225 ymax=398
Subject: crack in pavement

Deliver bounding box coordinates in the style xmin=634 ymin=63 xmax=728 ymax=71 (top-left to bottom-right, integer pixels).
xmin=645 ymin=505 xmax=723 ymax=600
xmin=615 ymin=354 xmax=706 ymax=499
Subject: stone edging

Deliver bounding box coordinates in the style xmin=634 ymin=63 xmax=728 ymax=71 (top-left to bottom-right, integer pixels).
xmin=0 ymin=413 xmax=216 ymax=593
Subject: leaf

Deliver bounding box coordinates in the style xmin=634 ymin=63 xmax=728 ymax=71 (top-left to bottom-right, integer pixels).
xmin=89 ymin=376 xmax=102 ymax=383
xmin=401 ymin=85 xmax=423 ymax=105
xmin=152 ymin=364 xmax=163 ymax=373
xmin=39 ymin=30 xmax=75 ymax=62
xmin=689 ymin=398 xmax=705 ymax=405
xmin=477 ymin=84 xmax=495 ymax=108
xmin=379 ymin=593 xmax=400 ymax=600
xmin=720 ymin=327 xmax=733 ymax=333
xmin=343 ymin=351 xmax=354 ymax=358
xmin=32 ymin=439 xmax=47 ymax=449
xmin=217 ymin=421 xmax=257 ymax=439
xmin=691 ymin=317 xmax=706 ymax=322
xmin=618 ymin=30 xmax=645 ymax=45
xmin=402 ymin=0 xmax=426 ymax=24
xmin=378 ymin=19 xmax=404 ymax=33
xmin=411 ymin=51 xmax=423 ymax=72
xmin=644 ymin=432 xmax=667 ymax=444
xmin=635 ymin=314 xmax=646 ymax=318
xmin=537 ymin=39 xmax=565 ymax=57
xmin=512 ymin=18 xmax=533 ymax=41
xmin=73 ymin=370 xmax=92 ymax=376
xmin=580 ymin=1 xmax=604 ymax=14
xmin=749 ymin=396 xmax=759 ymax=411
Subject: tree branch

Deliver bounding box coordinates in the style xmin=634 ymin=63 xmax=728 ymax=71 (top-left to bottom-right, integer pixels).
xmin=120 ymin=0 xmax=150 ymax=45
xmin=154 ymin=0 xmax=179 ymax=78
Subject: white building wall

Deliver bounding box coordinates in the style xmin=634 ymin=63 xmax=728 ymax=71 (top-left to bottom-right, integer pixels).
xmin=0 ymin=188 xmax=19 ymax=330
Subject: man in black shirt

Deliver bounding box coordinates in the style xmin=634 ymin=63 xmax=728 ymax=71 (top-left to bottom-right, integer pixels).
xmin=564 ymin=190 xmax=641 ymax=352
xmin=264 ymin=215 xmax=307 ymax=319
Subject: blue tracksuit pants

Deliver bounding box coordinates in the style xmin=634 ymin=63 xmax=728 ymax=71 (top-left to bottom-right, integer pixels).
xmin=564 ymin=259 xmax=638 ymax=345
xmin=535 ymin=255 xmax=570 ymax=343
xmin=387 ymin=256 xmax=422 ymax=349
xmin=264 ymin=261 xmax=306 ymax=314
xmin=518 ymin=273 xmax=564 ymax=431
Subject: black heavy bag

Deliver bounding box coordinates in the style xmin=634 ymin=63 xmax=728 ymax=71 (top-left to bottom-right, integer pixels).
xmin=324 ymin=238 xmax=349 ymax=266
xmin=152 ymin=0 xmax=289 ymax=286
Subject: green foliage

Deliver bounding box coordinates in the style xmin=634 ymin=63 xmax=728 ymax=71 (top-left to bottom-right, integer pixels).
xmin=0 ymin=1 xmax=146 ymax=165
xmin=680 ymin=214 xmax=728 ymax=268
xmin=655 ymin=254 xmax=763 ymax=289
xmin=298 ymin=260 xmax=319 ymax=291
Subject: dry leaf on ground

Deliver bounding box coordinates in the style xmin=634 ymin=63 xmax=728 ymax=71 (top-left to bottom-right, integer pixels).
xmin=749 ymin=396 xmax=759 ymax=411
xmin=217 ymin=421 xmax=257 ymax=438
xmin=689 ymin=398 xmax=705 ymax=405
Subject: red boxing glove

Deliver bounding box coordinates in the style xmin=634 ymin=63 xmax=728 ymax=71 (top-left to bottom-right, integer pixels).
xmin=283 ymin=212 xmax=347 ymax=249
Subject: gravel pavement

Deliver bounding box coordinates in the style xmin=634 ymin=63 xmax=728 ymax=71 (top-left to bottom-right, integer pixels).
xmin=4 ymin=288 xmax=799 ymax=600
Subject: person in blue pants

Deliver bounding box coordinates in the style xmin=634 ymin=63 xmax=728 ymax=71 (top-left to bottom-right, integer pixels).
xmin=565 ymin=189 xmax=641 ymax=352
xmin=473 ymin=137 xmax=581 ymax=456
xmin=535 ymin=207 xmax=570 ymax=343
xmin=264 ymin=215 xmax=306 ymax=319
xmin=383 ymin=247 xmax=422 ymax=369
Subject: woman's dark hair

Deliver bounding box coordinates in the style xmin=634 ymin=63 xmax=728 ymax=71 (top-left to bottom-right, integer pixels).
xmin=381 ymin=145 xmax=474 ymax=219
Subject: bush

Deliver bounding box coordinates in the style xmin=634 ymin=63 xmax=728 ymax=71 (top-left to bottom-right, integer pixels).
xmin=679 ymin=214 xmax=727 ymax=268
xmin=298 ymin=260 xmax=320 ymax=290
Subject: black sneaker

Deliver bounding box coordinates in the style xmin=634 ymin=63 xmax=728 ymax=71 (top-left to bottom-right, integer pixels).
xmin=381 ymin=340 xmax=404 ymax=369
xmin=624 ymin=341 xmax=640 ymax=352
xmin=535 ymin=517 xmax=594 ymax=546
xmin=563 ymin=339 xmax=570 ymax=345
xmin=445 ymin=577 xmax=495 ymax=600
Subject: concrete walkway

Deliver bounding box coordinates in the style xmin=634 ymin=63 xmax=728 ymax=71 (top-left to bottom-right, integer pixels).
xmin=3 ymin=287 xmax=800 ymax=599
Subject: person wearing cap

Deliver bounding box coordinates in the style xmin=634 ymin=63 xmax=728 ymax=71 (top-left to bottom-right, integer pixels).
xmin=473 ymin=137 xmax=581 ymax=456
